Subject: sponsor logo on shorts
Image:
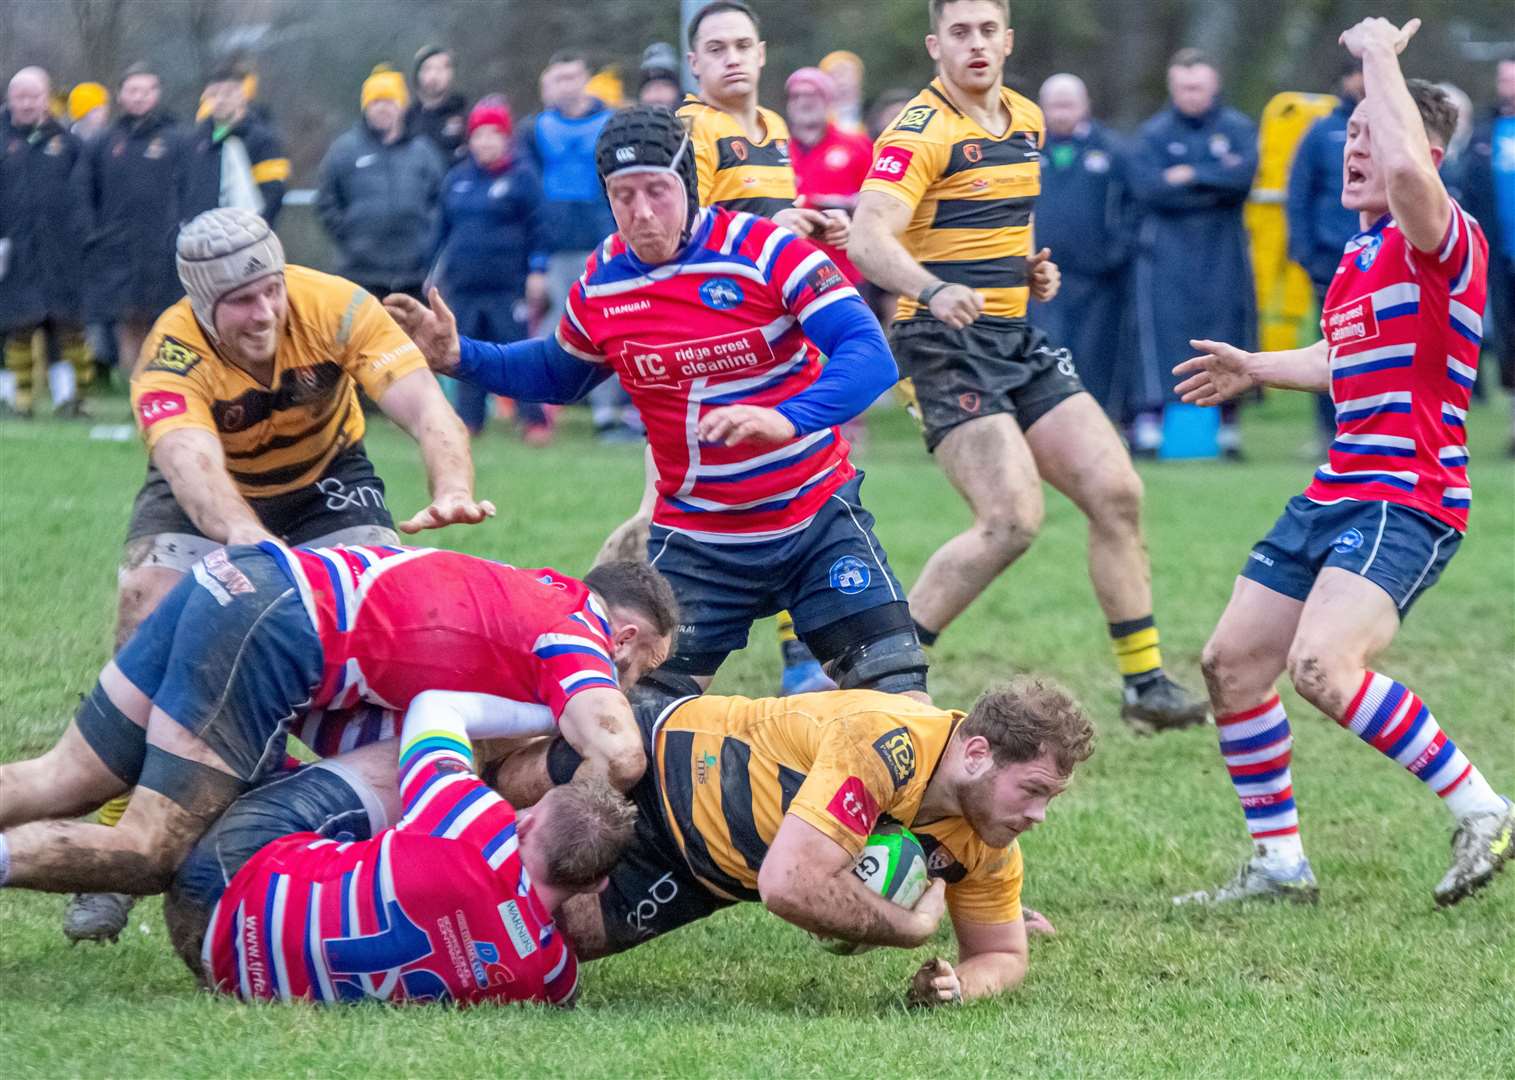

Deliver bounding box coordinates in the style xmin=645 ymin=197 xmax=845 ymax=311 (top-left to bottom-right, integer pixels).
xmin=826 ymin=776 xmax=880 ymax=837
xmin=498 ymin=899 xmax=537 ymax=959
xmin=699 ymin=276 xmax=744 ymax=310
xmin=1053 ymin=348 xmax=1077 ymax=379
xmin=872 ymin=727 xmax=916 ymax=789
xmin=202 ymin=548 xmax=255 ymax=596
xmin=146 ymin=336 xmax=202 ymax=376
xmin=892 ymin=105 xmax=937 ymax=133
xmin=1331 ymin=528 xmax=1365 ymax=554
xmin=137 ymin=389 xmax=188 ymax=428
xmin=958 ymin=391 xmax=981 ymax=415
xmin=626 ymin=872 xmax=679 ymax=939
xmin=1248 ymin=550 xmax=1275 ymax=567
xmin=317 ymin=476 xmax=388 ymax=513
xmin=867 ymin=145 xmax=914 ymax=183
xmin=829 ymin=555 xmax=871 ymax=595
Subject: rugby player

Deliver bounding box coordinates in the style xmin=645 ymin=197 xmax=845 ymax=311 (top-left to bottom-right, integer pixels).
xmin=848 ymin=0 xmax=1207 ymax=733
xmin=0 ymin=545 xmax=675 ymax=901
xmin=387 ymin=106 xmax=929 ymax=702
xmin=160 ymin=677 xmax=1092 ymax=1006
xmin=1171 ymin=19 xmax=1512 ymax=906
xmin=69 ymin=207 xmax=493 ymax=944
xmin=605 ymin=0 xmax=850 ymax=696
xmin=163 ymin=693 xmax=635 ymax=1006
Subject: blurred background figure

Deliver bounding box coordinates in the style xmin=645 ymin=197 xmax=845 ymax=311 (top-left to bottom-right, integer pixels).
xmin=185 ymin=63 xmax=287 ymax=225
xmin=316 ymin=68 xmax=445 ymax=302
xmin=1286 ymin=58 xmax=1364 ymax=451
xmin=0 ymin=65 xmax=90 ymax=418
xmin=1030 ymin=73 xmax=1136 ymax=429
xmin=785 ymin=66 xmax=872 ymax=285
xmin=1461 ymin=58 xmax=1515 ymax=454
xmin=637 ymin=42 xmax=681 ymax=108
xmin=1130 ymin=48 xmax=1258 ymax=458
xmin=433 ymin=97 xmax=552 ymax=442
xmin=67 ymin=81 xmax=110 ymax=140
xmin=518 ymin=50 xmax=636 ymax=442
xmin=77 ymin=62 xmax=188 ymax=381
xmin=408 ymin=44 xmax=469 ymax=161
xmin=818 ymin=49 xmax=865 ymax=134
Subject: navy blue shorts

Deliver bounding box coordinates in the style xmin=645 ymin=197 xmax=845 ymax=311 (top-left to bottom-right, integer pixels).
xmin=1241 ymin=496 xmax=1461 ymax=615
xmin=646 ymin=473 xmax=905 ymax=673
xmin=114 ymin=544 xmax=324 ymax=782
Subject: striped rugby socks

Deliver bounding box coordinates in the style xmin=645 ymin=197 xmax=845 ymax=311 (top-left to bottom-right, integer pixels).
xmin=1218 ymin=694 xmax=1304 ymax=868
xmin=1342 ymin=672 xmax=1503 ymax=822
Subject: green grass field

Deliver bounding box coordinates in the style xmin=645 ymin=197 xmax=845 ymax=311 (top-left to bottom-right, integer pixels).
xmin=2 ymin=391 xmax=1511 ymax=1077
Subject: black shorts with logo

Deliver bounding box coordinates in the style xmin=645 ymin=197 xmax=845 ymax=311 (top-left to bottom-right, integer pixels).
xmin=890 ymin=315 xmax=1086 ymax=451
xmin=124 ymin=443 xmax=395 ymax=546
xmin=550 ymin=687 xmax=735 ymax=953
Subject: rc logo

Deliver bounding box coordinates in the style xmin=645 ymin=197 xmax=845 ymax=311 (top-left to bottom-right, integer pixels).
xmin=1331 ymin=527 xmax=1365 ymax=554
xmin=829 ymin=555 xmax=870 ymax=595
xmin=699 ymin=276 xmax=744 ymax=310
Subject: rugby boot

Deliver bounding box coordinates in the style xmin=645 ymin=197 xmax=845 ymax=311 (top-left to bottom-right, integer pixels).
xmin=1173 ymin=856 xmax=1319 ymax=906
xmin=1434 ymin=798 xmax=1515 ymax=907
xmin=1120 ymin=674 xmax=1210 ymax=734
xmin=62 ymin=891 xmax=136 ymax=943
xmin=781 ymin=658 xmax=837 ymax=696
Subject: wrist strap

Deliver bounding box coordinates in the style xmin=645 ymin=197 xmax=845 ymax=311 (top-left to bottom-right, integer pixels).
xmin=917 ymin=281 xmax=949 ymax=307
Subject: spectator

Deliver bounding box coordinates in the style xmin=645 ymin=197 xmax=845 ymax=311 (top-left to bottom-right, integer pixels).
xmin=1461 ymin=59 xmax=1515 ymax=454
xmin=67 ymin=82 xmax=110 ymax=140
xmin=1286 ymin=59 xmax=1364 ymax=447
xmin=433 ymin=97 xmax=551 ymax=441
xmin=867 ymin=87 xmax=915 ymax=140
xmin=1129 ymin=48 xmax=1258 ymax=457
xmin=408 ymin=44 xmax=468 ymax=161
xmin=1030 ymin=73 xmax=1137 ymax=427
xmin=818 ymin=50 xmax=866 ymax=134
xmin=637 ymin=42 xmax=681 ymax=108
xmin=76 ymin=62 xmax=189 ymax=380
xmin=785 ymin=67 xmax=872 ymax=284
xmin=0 ymin=66 xmax=89 ymax=417
xmin=184 ymin=64 xmax=287 ymax=225
xmin=316 ymin=68 xmax=446 ymax=301
xmin=517 ymin=50 xmax=633 ymax=441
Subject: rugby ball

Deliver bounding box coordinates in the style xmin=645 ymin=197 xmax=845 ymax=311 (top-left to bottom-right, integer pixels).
xmin=815 ymin=823 xmax=930 ymax=956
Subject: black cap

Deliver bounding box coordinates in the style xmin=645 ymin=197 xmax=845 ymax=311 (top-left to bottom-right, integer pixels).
xmin=595 ymin=105 xmax=699 ymax=239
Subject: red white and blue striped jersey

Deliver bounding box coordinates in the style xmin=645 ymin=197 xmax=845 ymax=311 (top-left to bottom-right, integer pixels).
xmin=261 ymin=542 xmax=619 ymax=718
xmin=1306 ymin=200 xmax=1487 ymax=530
xmin=555 ymin=207 xmax=859 ymax=543
xmin=204 ymin=727 xmax=577 ymax=1006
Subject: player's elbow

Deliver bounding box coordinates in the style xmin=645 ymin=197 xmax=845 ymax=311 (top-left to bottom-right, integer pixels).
xmin=602 ymin=741 xmax=646 ymax=792
xmin=756 ymin=856 xmax=806 ymax=920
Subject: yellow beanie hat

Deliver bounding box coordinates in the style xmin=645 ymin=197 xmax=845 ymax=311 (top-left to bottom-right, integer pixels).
xmin=68 ymin=82 xmax=109 ymax=121
xmin=361 ymin=70 xmax=409 ymax=111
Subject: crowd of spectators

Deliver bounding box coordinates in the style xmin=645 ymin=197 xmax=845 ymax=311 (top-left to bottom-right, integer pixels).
xmin=0 ymin=42 xmax=1510 ymax=453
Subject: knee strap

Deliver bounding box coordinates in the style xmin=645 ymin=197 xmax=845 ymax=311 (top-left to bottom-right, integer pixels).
xmin=138 ymin=745 xmax=249 ymax=817
xmin=545 ymin=737 xmax=584 ymax=786
xmin=805 ymin=603 xmax=930 ymax=695
xmin=76 ymin=683 xmax=147 ymax=785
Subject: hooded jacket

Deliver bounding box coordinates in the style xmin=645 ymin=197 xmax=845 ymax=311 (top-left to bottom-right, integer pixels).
xmin=0 ymin=110 xmax=86 ymax=330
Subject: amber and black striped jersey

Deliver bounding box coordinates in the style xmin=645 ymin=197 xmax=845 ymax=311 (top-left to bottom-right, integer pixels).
xmin=131 ymin=266 xmax=426 ymax=497
xmin=678 ymin=96 xmax=797 ymax=216
xmin=861 ymin=78 xmax=1044 ymax=321
xmin=651 ymin=690 xmax=1024 ymax=925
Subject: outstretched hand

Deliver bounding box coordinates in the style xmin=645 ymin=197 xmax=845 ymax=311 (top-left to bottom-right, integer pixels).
xmin=1339 ymin=16 xmax=1420 ymax=59
xmin=384 ymin=288 xmax=461 ymax=376
xmin=398 ymin=490 xmax=497 ymax=534
xmin=1172 ymin=339 xmax=1258 ymax=406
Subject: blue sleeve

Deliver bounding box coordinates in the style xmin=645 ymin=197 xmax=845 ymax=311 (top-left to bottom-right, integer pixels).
xmin=455 ymin=333 xmax=610 ymax=403
xmin=1284 ymin=127 xmax=1317 ymax=264
xmin=773 ymin=295 xmax=898 ymax=435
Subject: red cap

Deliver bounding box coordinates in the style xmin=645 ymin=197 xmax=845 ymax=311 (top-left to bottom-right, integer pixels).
xmin=467 ymin=96 xmax=513 ymax=137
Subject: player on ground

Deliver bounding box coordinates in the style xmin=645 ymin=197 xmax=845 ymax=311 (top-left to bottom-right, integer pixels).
xmin=1171 ymin=19 xmax=1512 ymax=906
xmin=165 ymin=694 xmax=634 ymax=1006
xmin=600 ymin=1 xmax=851 ymax=696
xmin=70 ymin=207 xmax=494 ymax=944
xmin=0 ymin=546 xmax=676 ymax=901
xmin=848 ymin=0 xmax=1206 ymax=732
xmin=387 ymin=106 xmax=928 ymax=702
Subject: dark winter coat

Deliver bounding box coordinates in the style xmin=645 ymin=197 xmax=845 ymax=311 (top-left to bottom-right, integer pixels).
xmin=435 ymin=155 xmax=549 ymax=331
xmin=407 ymin=92 xmax=469 ymax=162
xmin=316 ymin=122 xmax=445 ymax=293
xmin=1285 ymin=100 xmax=1359 ymax=290
xmin=0 ymin=111 xmax=86 ymax=330
xmin=182 ymin=113 xmax=288 ymax=226
xmin=75 ymin=109 xmax=189 ymax=321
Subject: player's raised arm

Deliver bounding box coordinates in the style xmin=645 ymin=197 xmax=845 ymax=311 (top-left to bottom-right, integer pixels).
xmin=147 ymin=426 xmax=273 ymax=546
xmin=1341 ymin=18 xmax=1449 ymax=252
xmin=1173 ymin=338 xmax=1331 ymax=404
xmin=758 ymin=813 xmax=948 ymax=948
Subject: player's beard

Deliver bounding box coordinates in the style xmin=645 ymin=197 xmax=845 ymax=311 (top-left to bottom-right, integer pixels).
xmin=958 ymin=768 xmax=1020 ymax=849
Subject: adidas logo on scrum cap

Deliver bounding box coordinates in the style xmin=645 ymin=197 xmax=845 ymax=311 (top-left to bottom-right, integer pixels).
xmin=243 ymin=255 xmax=266 ymax=275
